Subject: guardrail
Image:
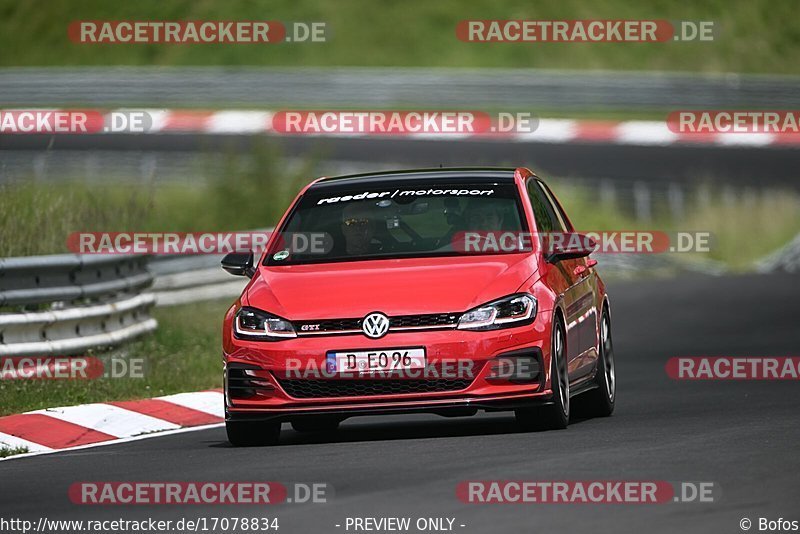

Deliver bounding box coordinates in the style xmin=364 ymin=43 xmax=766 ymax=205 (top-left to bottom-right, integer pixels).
xmin=1 ymin=67 xmax=799 ymax=109
xmin=0 ymin=254 xmax=156 ymax=356
xmin=0 ymin=254 xmax=152 ymax=306
xmin=0 ymin=237 xmax=263 ymax=357
xmin=148 ymin=254 xmax=249 ymax=307
xmin=757 ymin=233 xmax=800 ymax=274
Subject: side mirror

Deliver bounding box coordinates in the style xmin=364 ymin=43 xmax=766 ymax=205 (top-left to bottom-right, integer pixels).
xmin=221 ymin=251 xmax=256 ymax=277
xmin=545 ymin=233 xmax=596 ymax=264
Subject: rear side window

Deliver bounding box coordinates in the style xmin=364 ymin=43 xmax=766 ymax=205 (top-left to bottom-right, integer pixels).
xmin=526 ymin=179 xmax=565 ymax=234
xmin=537 ymin=180 xmax=572 ymax=232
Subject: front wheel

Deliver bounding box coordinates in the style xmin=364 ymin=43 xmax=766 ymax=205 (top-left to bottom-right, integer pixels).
xmin=515 ymin=315 xmax=569 ymax=431
xmin=226 ymin=420 xmax=281 ymax=447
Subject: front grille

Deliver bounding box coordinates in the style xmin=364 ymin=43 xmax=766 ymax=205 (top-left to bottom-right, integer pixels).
xmin=294 ymin=312 xmax=459 ymax=335
xmin=276 ymin=378 xmax=472 ymax=399
xmin=391 ymin=313 xmax=460 ymax=328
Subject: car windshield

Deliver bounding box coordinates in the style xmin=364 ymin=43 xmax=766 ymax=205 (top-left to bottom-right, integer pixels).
xmin=265 ymin=181 xmax=529 ymax=265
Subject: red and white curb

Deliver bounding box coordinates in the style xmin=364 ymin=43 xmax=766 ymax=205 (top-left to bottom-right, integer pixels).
xmin=0 ymin=389 xmax=224 ymax=459
xmin=3 ymin=109 xmax=799 ymax=148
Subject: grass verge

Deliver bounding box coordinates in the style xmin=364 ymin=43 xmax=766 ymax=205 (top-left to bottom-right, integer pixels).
xmin=0 ymin=141 xmax=315 ymax=257
xmin=0 ymin=445 xmax=30 ymax=458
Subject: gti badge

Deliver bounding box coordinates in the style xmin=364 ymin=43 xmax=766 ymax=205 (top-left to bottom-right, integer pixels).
xmin=362 ymin=312 xmax=390 ymax=339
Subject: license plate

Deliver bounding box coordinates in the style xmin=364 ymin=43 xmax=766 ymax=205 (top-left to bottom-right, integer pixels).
xmin=326 ymin=348 xmax=426 ymax=374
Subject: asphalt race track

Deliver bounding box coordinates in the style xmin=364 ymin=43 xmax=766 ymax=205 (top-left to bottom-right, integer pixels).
xmin=1 ymin=272 xmax=799 ymax=533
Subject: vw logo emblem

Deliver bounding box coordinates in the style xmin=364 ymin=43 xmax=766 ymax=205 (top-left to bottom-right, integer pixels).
xmin=362 ymin=312 xmax=390 ymax=339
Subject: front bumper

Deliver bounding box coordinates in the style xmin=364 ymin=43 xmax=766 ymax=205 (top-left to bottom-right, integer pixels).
xmin=225 ymin=392 xmax=555 ymax=423
xmin=223 ymin=310 xmax=554 ymax=421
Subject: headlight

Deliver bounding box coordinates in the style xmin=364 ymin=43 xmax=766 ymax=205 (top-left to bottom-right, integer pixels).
xmin=234 ymin=307 xmax=296 ymax=340
xmin=457 ymin=294 xmax=537 ymax=331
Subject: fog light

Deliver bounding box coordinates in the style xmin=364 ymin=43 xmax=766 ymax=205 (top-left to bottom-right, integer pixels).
xmin=486 ymin=354 xmax=541 ymax=383
xmin=226 ymin=363 xmax=276 ymax=399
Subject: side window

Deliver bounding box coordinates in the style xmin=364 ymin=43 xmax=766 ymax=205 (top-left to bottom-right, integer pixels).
xmin=526 ymin=179 xmax=562 ymax=234
xmin=537 ymin=181 xmax=571 ymax=232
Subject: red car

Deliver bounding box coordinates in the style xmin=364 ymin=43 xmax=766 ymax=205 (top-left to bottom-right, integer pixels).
xmin=221 ymin=167 xmax=615 ymax=446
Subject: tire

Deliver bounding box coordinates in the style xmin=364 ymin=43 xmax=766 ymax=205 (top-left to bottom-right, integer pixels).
xmin=515 ymin=314 xmax=570 ymax=431
xmin=226 ymin=420 xmax=281 ymax=446
xmin=578 ymin=306 xmax=616 ymax=417
xmin=291 ymin=417 xmax=340 ymax=433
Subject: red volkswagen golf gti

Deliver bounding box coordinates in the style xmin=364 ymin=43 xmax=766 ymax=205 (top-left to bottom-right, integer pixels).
xmin=221 ymin=167 xmax=615 ymax=445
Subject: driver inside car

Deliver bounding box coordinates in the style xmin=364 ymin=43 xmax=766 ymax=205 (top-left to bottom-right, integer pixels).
xmin=340 ymin=202 xmax=384 ymax=256
xmin=464 ymin=201 xmax=504 ymax=232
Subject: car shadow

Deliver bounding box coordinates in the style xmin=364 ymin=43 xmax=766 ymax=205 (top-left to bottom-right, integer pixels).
xmin=209 ymin=410 xmax=595 ymax=449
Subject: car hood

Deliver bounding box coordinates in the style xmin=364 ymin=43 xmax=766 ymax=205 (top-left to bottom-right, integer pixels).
xmin=246 ymin=254 xmax=537 ymax=319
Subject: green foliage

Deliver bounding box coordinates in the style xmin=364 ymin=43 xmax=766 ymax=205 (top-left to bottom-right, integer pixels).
xmin=0 ymin=0 xmax=797 ymax=74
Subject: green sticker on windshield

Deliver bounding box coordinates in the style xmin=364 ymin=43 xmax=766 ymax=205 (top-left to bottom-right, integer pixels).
xmin=273 ymin=250 xmax=289 ymax=261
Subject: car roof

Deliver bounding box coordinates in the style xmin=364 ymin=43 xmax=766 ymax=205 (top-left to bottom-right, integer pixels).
xmin=309 ymin=167 xmax=527 ymax=191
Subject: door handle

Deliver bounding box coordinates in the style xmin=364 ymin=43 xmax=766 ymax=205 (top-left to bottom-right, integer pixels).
xmin=573 ymin=265 xmax=587 ymax=277
xmin=586 ymin=259 xmax=598 ymax=268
